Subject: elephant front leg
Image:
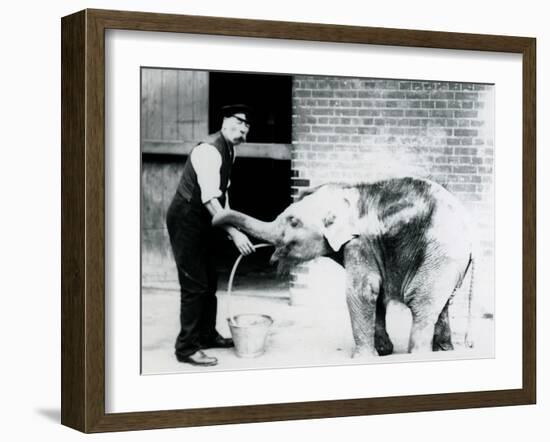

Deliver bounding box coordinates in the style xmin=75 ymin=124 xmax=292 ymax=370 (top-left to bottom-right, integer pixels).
xmin=345 ymin=272 xmax=380 ymax=358
xmin=343 ymin=241 xmax=383 ymax=358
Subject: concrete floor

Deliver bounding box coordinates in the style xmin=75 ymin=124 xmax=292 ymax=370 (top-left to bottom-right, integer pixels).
xmin=141 ymin=277 xmax=494 ymax=375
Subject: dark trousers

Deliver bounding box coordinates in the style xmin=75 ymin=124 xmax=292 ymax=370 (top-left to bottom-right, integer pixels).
xmin=166 ymin=195 xmax=219 ymax=359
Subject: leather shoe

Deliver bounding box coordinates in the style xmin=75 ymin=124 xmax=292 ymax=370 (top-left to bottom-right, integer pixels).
xmin=201 ymin=335 xmax=234 ymax=349
xmin=177 ymin=350 xmax=218 ymax=366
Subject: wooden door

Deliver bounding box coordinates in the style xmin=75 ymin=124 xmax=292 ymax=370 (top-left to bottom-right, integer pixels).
xmin=141 ymin=68 xmax=209 ymax=153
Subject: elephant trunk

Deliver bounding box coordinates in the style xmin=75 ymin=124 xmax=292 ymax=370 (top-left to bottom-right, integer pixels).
xmin=212 ymin=209 xmax=279 ymax=244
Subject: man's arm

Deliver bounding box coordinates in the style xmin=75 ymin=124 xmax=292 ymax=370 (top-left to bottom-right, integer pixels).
xmin=192 ymin=144 xmax=254 ymax=256
xmin=204 ymin=198 xmax=227 ymax=220
xmin=205 ymin=199 xmax=254 ymax=256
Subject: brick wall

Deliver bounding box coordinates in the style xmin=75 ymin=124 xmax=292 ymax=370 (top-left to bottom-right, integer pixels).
xmin=290 ymin=77 xmax=494 ymax=314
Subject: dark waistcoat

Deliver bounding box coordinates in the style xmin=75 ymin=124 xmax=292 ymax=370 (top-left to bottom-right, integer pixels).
xmin=175 ymin=131 xmax=233 ymax=209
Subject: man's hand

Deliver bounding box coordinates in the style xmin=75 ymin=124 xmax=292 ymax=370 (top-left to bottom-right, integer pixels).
xmin=205 ymin=199 xmax=254 ymax=255
xmin=230 ymin=229 xmax=255 ymax=256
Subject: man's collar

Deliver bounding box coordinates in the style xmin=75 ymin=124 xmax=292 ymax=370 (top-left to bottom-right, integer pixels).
xmin=219 ymin=130 xmax=233 ymax=148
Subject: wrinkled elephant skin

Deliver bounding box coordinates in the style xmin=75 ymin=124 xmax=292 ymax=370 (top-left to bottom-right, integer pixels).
xmin=212 ymin=177 xmax=474 ymax=358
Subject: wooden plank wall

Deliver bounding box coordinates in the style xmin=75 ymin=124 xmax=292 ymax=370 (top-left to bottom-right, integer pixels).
xmin=142 ymin=159 xmax=184 ymax=282
xmin=141 ymin=68 xmax=209 ymax=145
xmin=141 ymin=68 xmax=208 ymax=281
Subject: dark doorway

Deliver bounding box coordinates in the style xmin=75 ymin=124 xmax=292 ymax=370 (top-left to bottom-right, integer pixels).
xmin=209 ymin=72 xmax=292 ymax=144
xmin=209 ymin=71 xmax=293 ymax=293
xmin=213 ymin=157 xmax=292 ymax=292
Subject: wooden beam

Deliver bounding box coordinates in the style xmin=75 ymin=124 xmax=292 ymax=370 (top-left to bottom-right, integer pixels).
xmin=141 ymin=140 xmax=292 ymax=160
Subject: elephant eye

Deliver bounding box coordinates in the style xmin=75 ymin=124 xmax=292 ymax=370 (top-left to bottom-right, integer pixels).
xmin=288 ymin=216 xmax=301 ymax=228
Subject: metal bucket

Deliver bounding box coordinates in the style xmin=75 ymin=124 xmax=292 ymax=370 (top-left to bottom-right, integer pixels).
xmin=228 ymin=314 xmax=273 ymax=358
xmin=226 ymin=244 xmax=274 ymax=358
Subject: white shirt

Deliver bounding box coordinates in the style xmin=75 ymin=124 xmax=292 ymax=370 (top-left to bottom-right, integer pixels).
xmin=190 ymin=143 xmax=234 ymax=205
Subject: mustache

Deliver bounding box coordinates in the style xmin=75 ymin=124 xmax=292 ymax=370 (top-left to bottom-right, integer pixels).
xmin=232 ymin=133 xmax=247 ymax=144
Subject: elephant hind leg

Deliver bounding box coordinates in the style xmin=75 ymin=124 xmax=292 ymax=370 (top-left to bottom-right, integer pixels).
xmin=408 ymin=316 xmax=436 ymax=353
xmin=405 ymin=254 xmax=459 ymax=352
xmin=433 ymin=301 xmax=454 ymax=351
xmin=406 ymin=274 xmax=456 ymax=354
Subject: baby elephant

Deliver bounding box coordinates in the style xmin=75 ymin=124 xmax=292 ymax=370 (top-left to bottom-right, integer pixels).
xmin=212 ymin=177 xmax=474 ymax=358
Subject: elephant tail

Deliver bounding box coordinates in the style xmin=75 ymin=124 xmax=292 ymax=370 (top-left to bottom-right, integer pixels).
xmin=463 ymin=254 xmax=475 ymax=349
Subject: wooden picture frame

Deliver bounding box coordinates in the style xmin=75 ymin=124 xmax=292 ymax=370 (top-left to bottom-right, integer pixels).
xmin=61 ymin=9 xmax=536 ymax=433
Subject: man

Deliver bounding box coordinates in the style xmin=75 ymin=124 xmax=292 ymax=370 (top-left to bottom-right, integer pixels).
xmin=166 ymin=104 xmax=255 ymax=367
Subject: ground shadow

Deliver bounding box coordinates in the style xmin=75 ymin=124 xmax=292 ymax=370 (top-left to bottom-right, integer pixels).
xmin=35 ymin=408 xmax=60 ymax=423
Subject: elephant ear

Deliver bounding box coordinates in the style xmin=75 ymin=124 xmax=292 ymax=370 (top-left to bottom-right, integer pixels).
xmin=321 ymin=197 xmax=358 ymax=252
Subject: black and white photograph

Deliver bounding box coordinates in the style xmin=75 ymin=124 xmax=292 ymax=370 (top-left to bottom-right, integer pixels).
xmin=140 ymin=68 xmax=495 ymax=374
xmin=3 ymin=0 xmax=545 ymax=437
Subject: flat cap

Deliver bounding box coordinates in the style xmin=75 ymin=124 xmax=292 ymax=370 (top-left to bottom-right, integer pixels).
xmin=220 ymin=104 xmax=253 ymax=124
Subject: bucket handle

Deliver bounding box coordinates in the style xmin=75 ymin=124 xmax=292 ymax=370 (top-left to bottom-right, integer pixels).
xmin=226 ymin=243 xmax=273 ymax=326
